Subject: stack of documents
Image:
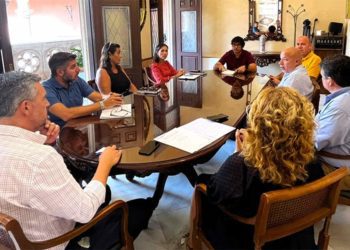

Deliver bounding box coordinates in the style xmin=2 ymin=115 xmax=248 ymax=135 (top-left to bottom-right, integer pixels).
xmin=100 ymin=104 xmax=132 ymax=119
xmin=154 ymin=118 xmax=235 ymax=153
xmin=136 ymin=87 xmax=161 ymax=95
xmin=221 ymin=70 xmax=236 ymax=76
xmin=178 ymin=73 xmax=201 ymax=80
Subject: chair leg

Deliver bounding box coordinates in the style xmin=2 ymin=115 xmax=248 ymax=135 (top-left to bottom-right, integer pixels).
xmin=318 ymin=218 xmax=331 ymax=250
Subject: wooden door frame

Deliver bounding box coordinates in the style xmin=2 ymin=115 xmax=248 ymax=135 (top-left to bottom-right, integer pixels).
xmin=89 ymin=0 xmax=142 ymax=87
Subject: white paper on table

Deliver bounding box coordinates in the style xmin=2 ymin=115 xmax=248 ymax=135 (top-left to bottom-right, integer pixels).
xmin=154 ymin=118 xmax=235 ymax=153
xmin=100 ymin=104 xmax=132 ymax=119
xmin=178 ymin=74 xmax=200 ymax=80
xmin=221 ymin=70 xmax=236 ymax=76
xmin=258 ymin=75 xmax=270 ymax=85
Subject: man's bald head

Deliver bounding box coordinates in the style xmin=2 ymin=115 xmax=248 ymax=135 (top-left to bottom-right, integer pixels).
xmin=279 ymin=47 xmax=302 ymax=73
xmin=296 ymin=36 xmax=313 ymax=57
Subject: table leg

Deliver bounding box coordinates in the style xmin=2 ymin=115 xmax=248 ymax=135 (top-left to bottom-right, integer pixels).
xmin=151 ymin=173 xmax=168 ymax=208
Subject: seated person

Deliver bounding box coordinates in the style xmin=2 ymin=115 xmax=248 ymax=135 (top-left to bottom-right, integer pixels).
xmin=315 ymin=55 xmax=350 ymax=170
xmin=271 ymin=35 xmax=321 ymax=81
xmin=0 ymin=71 xmax=154 ymax=249
xmin=270 ymin=47 xmax=314 ymax=100
xmin=197 ymin=86 xmax=323 ymax=249
xmin=43 ymin=52 xmax=123 ymax=127
xmin=265 ymin=25 xmax=276 ymax=37
xmin=296 ymin=36 xmax=322 ymax=79
xmin=252 ymin=21 xmax=261 ymax=35
xmin=96 ymin=42 xmax=138 ymax=96
xmin=213 ymin=36 xmax=257 ymax=73
xmin=151 ymin=43 xmax=185 ymax=85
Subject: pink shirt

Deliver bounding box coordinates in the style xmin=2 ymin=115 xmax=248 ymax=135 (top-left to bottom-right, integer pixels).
xmin=151 ymin=61 xmax=178 ymax=85
xmin=0 ymin=125 xmax=106 ymax=249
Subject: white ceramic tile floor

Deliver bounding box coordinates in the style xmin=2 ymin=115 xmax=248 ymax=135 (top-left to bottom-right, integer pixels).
xmin=108 ymin=139 xmax=350 ymax=250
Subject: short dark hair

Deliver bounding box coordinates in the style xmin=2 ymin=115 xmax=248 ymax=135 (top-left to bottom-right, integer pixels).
xmin=268 ymin=25 xmax=276 ymax=33
xmin=231 ymin=36 xmax=245 ymax=48
xmin=0 ymin=71 xmax=40 ymax=117
xmin=99 ymin=42 xmax=121 ymax=70
xmin=48 ymin=52 xmax=77 ymax=77
xmin=153 ymin=43 xmax=168 ymax=63
xmin=321 ymin=55 xmax=350 ymax=87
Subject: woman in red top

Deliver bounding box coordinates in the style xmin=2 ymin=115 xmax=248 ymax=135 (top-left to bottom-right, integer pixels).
xmin=151 ymin=43 xmax=185 ymax=85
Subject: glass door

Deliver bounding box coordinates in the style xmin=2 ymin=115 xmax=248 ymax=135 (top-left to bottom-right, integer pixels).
xmin=1 ymin=0 xmax=85 ymax=79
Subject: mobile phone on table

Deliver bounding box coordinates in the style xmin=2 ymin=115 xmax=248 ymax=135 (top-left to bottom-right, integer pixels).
xmin=138 ymin=141 xmax=160 ymax=156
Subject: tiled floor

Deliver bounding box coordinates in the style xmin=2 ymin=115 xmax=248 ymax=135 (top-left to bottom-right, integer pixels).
xmin=108 ymin=139 xmax=350 ymax=250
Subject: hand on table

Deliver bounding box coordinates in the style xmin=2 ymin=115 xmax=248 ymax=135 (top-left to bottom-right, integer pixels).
xmin=99 ymin=145 xmax=123 ymax=171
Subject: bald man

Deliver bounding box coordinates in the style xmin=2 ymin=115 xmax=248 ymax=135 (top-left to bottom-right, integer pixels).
xmin=296 ymin=36 xmax=321 ymax=79
xmin=270 ymin=47 xmax=314 ymax=100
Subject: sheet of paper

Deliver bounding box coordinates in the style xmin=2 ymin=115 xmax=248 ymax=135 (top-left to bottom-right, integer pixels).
xmin=221 ymin=70 xmax=236 ymax=76
xmin=154 ymin=118 xmax=235 ymax=153
xmin=178 ymin=74 xmax=200 ymax=80
xmin=258 ymin=75 xmax=270 ymax=85
xmin=100 ymin=104 xmax=132 ymax=119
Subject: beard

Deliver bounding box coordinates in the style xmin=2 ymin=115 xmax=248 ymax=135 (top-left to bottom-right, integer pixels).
xmin=63 ymin=72 xmax=78 ymax=84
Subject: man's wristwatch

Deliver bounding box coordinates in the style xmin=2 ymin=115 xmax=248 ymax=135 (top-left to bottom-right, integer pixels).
xmin=99 ymin=100 xmax=105 ymax=110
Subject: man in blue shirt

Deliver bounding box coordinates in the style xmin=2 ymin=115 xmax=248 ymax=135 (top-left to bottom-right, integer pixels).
xmin=316 ymin=55 xmax=350 ymax=170
xmin=270 ymin=47 xmax=314 ymax=100
xmin=43 ymin=52 xmax=122 ymax=127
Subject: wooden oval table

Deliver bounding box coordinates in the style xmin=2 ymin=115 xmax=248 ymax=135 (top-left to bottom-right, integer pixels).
xmin=57 ymin=71 xmax=264 ymax=205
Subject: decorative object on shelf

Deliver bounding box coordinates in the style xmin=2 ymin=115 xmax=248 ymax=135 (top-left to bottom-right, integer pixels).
xmin=286 ymin=4 xmax=306 ymax=46
xmin=303 ymin=19 xmax=311 ymax=38
xmin=251 ymin=51 xmax=280 ymax=67
xmin=245 ymin=0 xmax=286 ymax=42
xmin=259 ymin=34 xmax=266 ymax=53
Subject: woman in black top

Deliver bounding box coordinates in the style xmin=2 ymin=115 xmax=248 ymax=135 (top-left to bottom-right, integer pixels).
xmin=96 ymin=42 xmax=137 ymax=95
xmin=197 ymin=87 xmax=324 ymax=249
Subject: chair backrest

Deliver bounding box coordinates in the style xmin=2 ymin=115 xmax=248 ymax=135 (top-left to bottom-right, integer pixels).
xmin=310 ymin=76 xmax=321 ymax=113
xmin=253 ymin=167 xmax=348 ymax=250
xmin=0 ymin=200 xmax=134 ymax=250
xmin=87 ymin=79 xmax=99 ymax=92
xmin=317 ymin=150 xmax=350 ymax=205
xmin=143 ymin=66 xmax=157 ymax=87
xmin=189 ymin=167 xmax=349 ymax=250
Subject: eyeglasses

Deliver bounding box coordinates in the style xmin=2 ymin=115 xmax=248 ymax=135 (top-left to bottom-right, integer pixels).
xmin=110 ymin=106 xmax=131 ymax=118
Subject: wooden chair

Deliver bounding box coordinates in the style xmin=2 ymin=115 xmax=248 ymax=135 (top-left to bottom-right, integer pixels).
xmin=189 ymin=167 xmax=349 ymax=250
xmin=318 ymin=150 xmax=350 ymax=206
xmin=142 ymin=67 xmax=157 ymax=87
xmin=310 ymin=76 xmax=321 ymax=113
xmin=0 ymin=200 xmax=134 ymax=250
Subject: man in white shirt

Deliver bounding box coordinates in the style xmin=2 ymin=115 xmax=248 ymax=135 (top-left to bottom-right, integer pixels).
xmin=270 ymin=47 xmax=314 ymax=100
xmin=0 ymin=71 xmax=153 ymax=249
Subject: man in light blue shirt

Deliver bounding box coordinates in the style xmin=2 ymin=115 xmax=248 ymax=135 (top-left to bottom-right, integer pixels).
xmin=316 ymin=55 xmax=350 ymax=169
xmin=270 ymin=47 xmax=314 ymax=100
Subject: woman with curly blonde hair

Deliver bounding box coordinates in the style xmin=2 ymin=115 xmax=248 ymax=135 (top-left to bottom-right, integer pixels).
xmin=242 ymin=86 xmax=315 ymax=186
xmin=197 ymin=87 xmax=323 ymax=249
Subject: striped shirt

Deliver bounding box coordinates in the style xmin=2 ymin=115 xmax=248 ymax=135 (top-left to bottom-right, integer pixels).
xmin=0 ymin=125 xmax=105 ymax=249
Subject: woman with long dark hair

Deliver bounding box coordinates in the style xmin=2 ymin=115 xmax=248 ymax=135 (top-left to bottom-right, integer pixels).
xmin=96 ymin=42 xmax=137 ymax=95
xmin=151 ymin=43 xmax=185 ymax=86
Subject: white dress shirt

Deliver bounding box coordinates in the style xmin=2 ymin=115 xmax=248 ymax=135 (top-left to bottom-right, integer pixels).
xmin=0 ymin=125 xmax=106 ymax=250
xmin=279 ymin=65 xmax=314 ymax=100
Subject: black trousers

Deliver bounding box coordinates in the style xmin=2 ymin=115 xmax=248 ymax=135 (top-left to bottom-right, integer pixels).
xmin=65 ymin=198 xmax=155 ymax=250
